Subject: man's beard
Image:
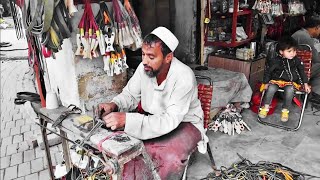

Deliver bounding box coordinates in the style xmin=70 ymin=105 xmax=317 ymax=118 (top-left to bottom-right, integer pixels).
xmin=144 ymin=65 xmax=160 ymax=78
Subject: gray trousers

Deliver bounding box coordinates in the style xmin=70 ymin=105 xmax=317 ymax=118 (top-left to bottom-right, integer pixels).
xmin=311 ymin=62 xmax=320 ymax=79
xmin=264 ymin=84 xmax=295 ymax=109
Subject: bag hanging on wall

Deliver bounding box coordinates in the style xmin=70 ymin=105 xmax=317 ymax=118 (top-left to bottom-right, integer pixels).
xmin=271 ymin=0 xmax=283 ymax=16
xmin=288 ymin=0 xmax=306 ymax=15
xmin=252 ymin=0 xmax=272 ymax=14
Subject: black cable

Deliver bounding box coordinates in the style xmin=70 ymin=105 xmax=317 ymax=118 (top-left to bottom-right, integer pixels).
xmin=0 ymin=48 xmax=29 ymax=51
xmin=202 ymin=154 xmax=320 ymax=180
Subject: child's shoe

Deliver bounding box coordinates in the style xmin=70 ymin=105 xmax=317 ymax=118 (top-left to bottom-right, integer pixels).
xmin=258 ymin=106 xmax=269 ymax=118
xmin=281 ymin=109 xmax=289 ymax=122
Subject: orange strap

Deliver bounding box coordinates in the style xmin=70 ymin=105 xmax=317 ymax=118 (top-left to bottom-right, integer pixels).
xmin=97 ymin=131 xmax=124 ymax=152
xmin=269 ymin=80 xmax=302 ymax=90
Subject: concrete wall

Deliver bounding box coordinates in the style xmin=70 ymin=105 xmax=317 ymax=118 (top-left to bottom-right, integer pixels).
xmin=45 ymin=1 xmax=198 ymax=111
xmin=174 ymin=0 xmax=198 ymax=64
xmin=45 ymin=39 xmax=80 ymax=107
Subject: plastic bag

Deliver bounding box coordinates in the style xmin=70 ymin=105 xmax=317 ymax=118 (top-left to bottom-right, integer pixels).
xmin=271 ymin=0 xmax=283 ymax=16
xmin=252 ymin=0 xmax=272 ymax=14
xmin=288 ymin=0 xmax=306 ymax=15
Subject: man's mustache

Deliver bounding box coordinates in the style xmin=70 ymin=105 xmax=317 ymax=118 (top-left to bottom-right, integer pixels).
xmin=143 ymin=65 xmax=152 ymax=69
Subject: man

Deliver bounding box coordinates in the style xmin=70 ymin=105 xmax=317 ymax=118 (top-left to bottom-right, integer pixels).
xmin=292 ymin=15 xmax=320 ymax=94
xmin=98 ymin=26 xmax=208 ymax=179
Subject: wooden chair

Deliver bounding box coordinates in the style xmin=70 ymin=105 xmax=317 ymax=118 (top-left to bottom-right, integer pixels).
xmin=257 ymin=44 xmax=312 ymax=131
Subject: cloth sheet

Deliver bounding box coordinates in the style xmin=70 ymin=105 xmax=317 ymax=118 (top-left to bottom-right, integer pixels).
xmin=192 ymin=67 xmax=253 ymax=108
xmin=123 ymin=122 xmax=201 ymax=180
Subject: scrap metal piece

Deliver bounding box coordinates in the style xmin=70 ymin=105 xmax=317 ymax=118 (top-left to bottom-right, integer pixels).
xmin=52 ymin=104 xmax=82 ymax=128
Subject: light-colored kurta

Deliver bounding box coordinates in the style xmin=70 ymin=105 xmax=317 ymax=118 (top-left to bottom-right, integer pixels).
xmin=112 ymin=58 xmax=208 ymax=153
xmin=292 ymin=28 xmax=320 ymax=64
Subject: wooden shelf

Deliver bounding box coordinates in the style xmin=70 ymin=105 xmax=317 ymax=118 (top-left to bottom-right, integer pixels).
xmin=74 ymin=0 xmax=111 ymax=5
xmin=213 ymin=9 xmax=251 ymax=17
xmin=204 ymin=0 xmax=254 ymax=48
xmin=205 ymin=35 xmax=255 ymax=47
xmin=237 ymin=9 xmax=251 ymax=16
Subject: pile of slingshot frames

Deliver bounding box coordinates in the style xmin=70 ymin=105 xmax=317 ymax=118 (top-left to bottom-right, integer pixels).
xmin=208 ymin=104 xmax=251 ymax=135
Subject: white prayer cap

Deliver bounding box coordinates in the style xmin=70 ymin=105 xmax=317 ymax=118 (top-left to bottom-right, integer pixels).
xmin=150 ymin=26 xmax=179 ymax=52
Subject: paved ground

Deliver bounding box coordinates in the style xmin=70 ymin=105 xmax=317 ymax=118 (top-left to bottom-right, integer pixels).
xmin=1 ymin=21 xmax=63 ymax=180
xmin=1 ymin=17 xmax=320 ymax=180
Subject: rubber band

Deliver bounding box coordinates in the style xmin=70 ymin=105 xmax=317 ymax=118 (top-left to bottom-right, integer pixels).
xmin=97 ymin=131 xmax=124 ymax=152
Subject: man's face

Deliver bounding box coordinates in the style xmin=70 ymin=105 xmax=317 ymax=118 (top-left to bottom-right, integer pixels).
xmin=141 ymin=42 xmax=165 ymax=78
xmin=315 ymin=26 xmax=320 ymax=38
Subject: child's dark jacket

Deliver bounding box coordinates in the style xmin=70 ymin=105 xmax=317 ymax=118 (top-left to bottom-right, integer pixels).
xmin=263 ymin=55 xmax=308 ymax=84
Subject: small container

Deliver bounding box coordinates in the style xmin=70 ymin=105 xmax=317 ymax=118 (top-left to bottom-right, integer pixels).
xmin=250 ymin=42 xmax=256 ymax=57
xmin=219 ymin=32 xmax=226 ymax=41
xmin=46 ymin=91 xmax=59 ymax=109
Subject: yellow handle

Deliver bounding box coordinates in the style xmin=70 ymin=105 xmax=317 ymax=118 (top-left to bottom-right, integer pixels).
xmin=260 ymin=84 xmax=265 ymax=92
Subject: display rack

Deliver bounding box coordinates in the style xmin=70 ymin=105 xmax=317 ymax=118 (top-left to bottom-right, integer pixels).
xmin=205 ymin=0 xmax=254 ymax=47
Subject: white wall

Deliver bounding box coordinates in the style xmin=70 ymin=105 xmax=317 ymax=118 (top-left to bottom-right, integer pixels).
xmin=45 ymin=39 xmax=80 ymax=107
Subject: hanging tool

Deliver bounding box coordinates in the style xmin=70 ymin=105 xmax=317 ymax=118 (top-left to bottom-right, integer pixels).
xmin=77 ymin=113 xmax=105 ymax=147
xmin=103 ymin=52 xmax=112 ymax=76
xmin=65 ymin=0 xmax=78 ymax=16
xmin=77 ymin=105 xmax=108 ymax=147
xmin=52 ymin=104 xmax=82 ymax=128
xmin=124 ymin=0 xmax=143 ymax=50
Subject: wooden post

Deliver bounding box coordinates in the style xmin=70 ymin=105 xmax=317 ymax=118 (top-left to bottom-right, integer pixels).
xmin=200 ymin=0 xmax=205 ymax=65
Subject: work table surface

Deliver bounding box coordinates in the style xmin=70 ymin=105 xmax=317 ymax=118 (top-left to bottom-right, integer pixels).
xmin=31 ymin=103 xmax=142 ymax=158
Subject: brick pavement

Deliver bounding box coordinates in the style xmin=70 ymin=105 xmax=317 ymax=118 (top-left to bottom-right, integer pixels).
xmin=1 ymin=43 xmax=64 ymax=179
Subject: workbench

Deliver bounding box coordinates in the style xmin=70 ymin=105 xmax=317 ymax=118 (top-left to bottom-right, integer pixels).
xmin=31 ymin=103 xmax=160 ymax=180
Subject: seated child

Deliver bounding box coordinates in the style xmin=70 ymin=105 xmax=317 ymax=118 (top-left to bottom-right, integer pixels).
xmin=259 ymin=36 xmax=311 ymax=122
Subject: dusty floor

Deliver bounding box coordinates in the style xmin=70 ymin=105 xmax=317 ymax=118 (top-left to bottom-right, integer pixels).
xmin=2 ymin=17 xmax=320 ymax=180
xmin=187 ymin=105 xmax=320 ymax=179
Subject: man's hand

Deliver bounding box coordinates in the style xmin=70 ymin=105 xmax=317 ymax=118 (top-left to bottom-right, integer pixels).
xmin=103 ymin=112 xmax=126 ymax=130
xmin=98 ymin=102 xmax=118 ymax=118
xmin=304 ymin=83 xmax=311 ymax=94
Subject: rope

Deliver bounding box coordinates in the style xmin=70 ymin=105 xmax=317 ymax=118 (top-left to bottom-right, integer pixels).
xmin=202 ymin=154 xmax=320 ymax=180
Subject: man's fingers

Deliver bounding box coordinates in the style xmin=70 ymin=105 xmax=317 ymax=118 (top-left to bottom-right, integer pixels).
xmin=101 ymin=111 xmax=108 ymax=118
xmin=106 ymin=121 xmax=117 ymax=130
xmin=97 ymin=104 xmax=105 ymax=117
xmin=104 ymin=113 xmax=115 ymax=127
xmin=104 ymin=114 xmax=118 ymax=130
xmin=105 ymin=120 xmax=115 ymax=128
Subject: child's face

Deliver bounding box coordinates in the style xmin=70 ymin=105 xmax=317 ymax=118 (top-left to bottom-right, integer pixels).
xmin=279 ymin=48 xmax=296 ymax=59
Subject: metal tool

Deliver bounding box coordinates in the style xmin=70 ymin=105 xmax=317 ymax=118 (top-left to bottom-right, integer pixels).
xmin=77 ymin=118 xmax=105 ymax=146
xmin=52 ymin=104 xmax=82 ymax=128
xmin=77 ymin=106 xmax=105 ymax=146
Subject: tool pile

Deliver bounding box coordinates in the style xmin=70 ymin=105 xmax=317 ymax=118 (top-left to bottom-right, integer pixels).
xmin=54 ymin=144 xmax=115 ymax=180
xmin=75 ymin=0 xmax=141 ymax=76
xmin=208 ymin=104 xmax=251 ymax=135
xmin=10 ymin=0 xmax=142 ymax=76
xmin=204 ymin=154 xmax=320 ymax=180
